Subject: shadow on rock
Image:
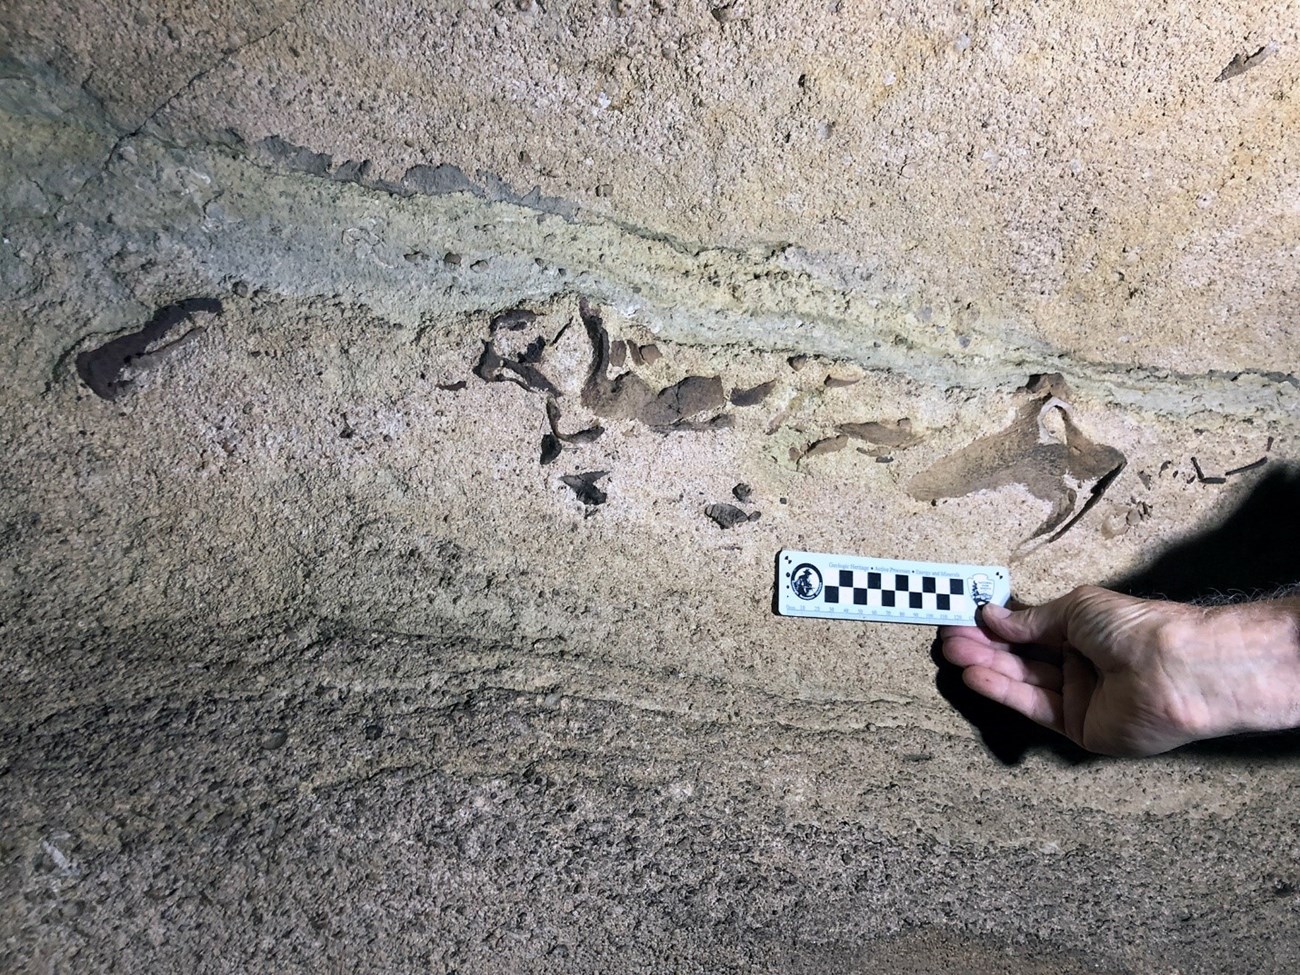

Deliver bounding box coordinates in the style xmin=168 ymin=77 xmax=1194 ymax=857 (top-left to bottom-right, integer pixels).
xmin=938 ymin=462 xmax=1300 ymax=766
xmin=1110 ymin=462 xmax=1300 ymax=761
xmin=1107 ymin=462 xmax=1300 ymax=602
xmin=929 ymin=635 xmax=1091 ymax=767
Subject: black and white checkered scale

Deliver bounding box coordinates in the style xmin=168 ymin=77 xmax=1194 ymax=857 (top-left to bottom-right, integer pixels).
xmin=776 ymin=550 xmax=1011 ymax=626
xmin=821 ymin=568 xmax=967 ymax=611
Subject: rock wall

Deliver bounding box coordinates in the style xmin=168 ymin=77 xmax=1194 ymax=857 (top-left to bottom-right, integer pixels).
xmin=2 ymin=3 xmax=1299 ymax=972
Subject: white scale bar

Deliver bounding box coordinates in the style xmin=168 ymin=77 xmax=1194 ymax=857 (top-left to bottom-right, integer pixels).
xmin=776 ymin=549 xmax=1011 ymax=626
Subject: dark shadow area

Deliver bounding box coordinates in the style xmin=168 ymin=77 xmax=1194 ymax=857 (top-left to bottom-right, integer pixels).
xmin=938 ymin=462 xmax=1300 ymax=765
xmin=929 ymin=634 xmax=1092 ymax=767
xmin=1180 ymin=726 xmax=1300 ymax=759
xmin=1106 ymin=463 xmax=1300 ymax=601
xmin=1108 ymin=462 xmax=1300 ymax=762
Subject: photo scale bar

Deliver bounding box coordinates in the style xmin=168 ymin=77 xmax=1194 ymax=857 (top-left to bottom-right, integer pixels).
xmin=776 ymin=549 xmax=1012 ymax=626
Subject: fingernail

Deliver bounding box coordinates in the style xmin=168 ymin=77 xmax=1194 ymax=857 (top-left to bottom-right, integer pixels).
xmin=981 ymin=603 xmax=1010 ymax=621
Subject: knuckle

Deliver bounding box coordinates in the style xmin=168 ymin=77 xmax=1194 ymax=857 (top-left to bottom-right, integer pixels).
xmin=1067 ymin=584 xmax=1106 ymax=604
xmin=1160 ymin=692 xmax=1211 ymax=739
xmin=1152 ymin=613 xmax=1197 ymax=658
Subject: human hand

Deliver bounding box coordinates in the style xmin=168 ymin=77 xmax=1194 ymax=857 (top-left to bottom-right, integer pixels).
xmin=939 ymin=586 xmax=1300 ymax=756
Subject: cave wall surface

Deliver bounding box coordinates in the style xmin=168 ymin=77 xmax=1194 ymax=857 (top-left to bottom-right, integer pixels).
xmin=2 ymin=3 xmax=1299 ymax=973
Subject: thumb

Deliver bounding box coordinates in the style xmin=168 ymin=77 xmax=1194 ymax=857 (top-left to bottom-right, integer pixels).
xmin=980 ymin=597 xmax=1072 ymax=648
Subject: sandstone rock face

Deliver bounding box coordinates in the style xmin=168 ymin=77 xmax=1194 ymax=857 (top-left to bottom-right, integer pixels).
xmin=2 ymin=4 xmax=1299 ymax=973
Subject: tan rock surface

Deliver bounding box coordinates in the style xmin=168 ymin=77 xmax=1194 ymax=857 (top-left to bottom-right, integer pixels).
xmin=2 ymin=5 xmax=1300 ymax=973
xmin=10 ymin=0 xmax=1300 ymax=379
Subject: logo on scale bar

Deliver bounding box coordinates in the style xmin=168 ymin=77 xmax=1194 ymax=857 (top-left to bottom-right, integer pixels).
xmin=969 ymin=573 xmax=994 ymax=606
xmin=790 ymin=563 xmax=823 ymax=600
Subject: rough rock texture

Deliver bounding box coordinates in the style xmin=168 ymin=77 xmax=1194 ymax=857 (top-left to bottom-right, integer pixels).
xmin=2 ymin=4 xmax=1300 ymax=973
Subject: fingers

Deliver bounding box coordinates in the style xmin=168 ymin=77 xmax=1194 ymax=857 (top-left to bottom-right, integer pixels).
xmin=941 ymin=630 xmax=1063 ymax=690
xmin=962 ymin=666 xmax=1065 ymax=734
xmin=937 ymin=622 xmax=1013 ymax=653
xmin=979 ymin=597 xmax=1073 ymax=648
